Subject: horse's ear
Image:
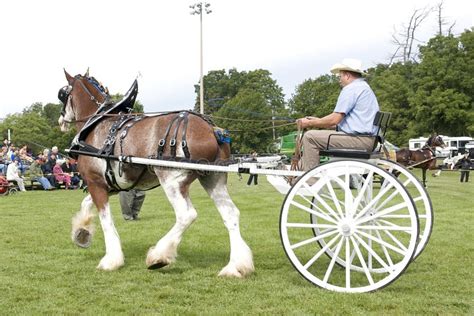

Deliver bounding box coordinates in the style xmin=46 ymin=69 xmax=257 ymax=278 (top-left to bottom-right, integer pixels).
xmin=84 ymin=67 xmax=90 ymax=78
xmin=64 ymin=69 xmax=74 ymax=84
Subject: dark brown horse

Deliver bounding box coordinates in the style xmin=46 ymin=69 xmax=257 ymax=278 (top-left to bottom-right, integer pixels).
xmin=396 ymin=134 xmax=445 ymax=187
xmin=58 ymin=70 xmax=254 ymax=277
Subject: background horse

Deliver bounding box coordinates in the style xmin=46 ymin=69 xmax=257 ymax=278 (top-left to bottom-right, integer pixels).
xmin=58 ymin=70 xmax=254 ymax=277
xmin=396 ymin=134 xmax=445 ymax=187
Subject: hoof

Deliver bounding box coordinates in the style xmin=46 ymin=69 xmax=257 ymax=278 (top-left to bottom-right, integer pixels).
xmin=147 ymin=261 xmax=169 ymax=270
xmin=218 ymin=265 xmax=245 ymax=278
xmin=73 ymin=228 xmax=92 ymax=248
xmin=97 ymin=254 xmax=124 ymax=271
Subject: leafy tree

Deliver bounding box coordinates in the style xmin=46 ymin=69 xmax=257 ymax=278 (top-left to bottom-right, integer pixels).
xmin=0 ymin=107 xmax=75 ymax=155
xmin=214 ymin=89 xmax=274 ymax=154
xmin=287 ymin=75 xmax=340 ymax=118
xmin=194 ymin=68 xmax=286 ymax=115
xmin=410 ymin=29 xmax=473 ymax=136
xmin=368 ymin=62 xmax=419 ymax=146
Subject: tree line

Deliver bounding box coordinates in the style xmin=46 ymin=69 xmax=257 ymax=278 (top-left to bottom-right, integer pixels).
xmin=1 ymin=29 xmax=472 ymax=155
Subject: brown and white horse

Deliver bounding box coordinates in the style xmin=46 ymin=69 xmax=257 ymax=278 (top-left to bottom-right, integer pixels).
xmin=58 ymin=70 xmax=254 ymax=277
xmin=396 ymin=133 xmax=446 ymax=187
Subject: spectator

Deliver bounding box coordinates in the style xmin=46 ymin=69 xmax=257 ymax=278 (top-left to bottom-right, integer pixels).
xmin=119 ymin=189 xmax=146 ymax=220
xmin=53 ymin=161 xmax=72 ymax=189
xmin=41 ymin=155 xmax=57 ymax=188
xmin=51 ymin=146 xmax=66 ymax=164
xmin=61 ymin=158 xmax=81 ymax=188
xmin=19 ymin=145 xmax=33 ymax=163
xmin=458 ymin=154 xmax=472 ymax=183
xmin=6 ymin=158 xmax=26 ymax=192
xmin=29 ymin=158 xmax=54 ymax=190
xmin=0 ymin=146 xmax=9 ymax=175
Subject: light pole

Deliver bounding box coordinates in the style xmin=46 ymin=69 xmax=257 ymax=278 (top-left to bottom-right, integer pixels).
xmin=190 ymin=2 xmax=212 ymax=115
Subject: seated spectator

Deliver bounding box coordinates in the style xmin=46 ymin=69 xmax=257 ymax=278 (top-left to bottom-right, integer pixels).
xmin=41 ymin=155 xmax=58 ymax=188
xmin=51 ymin=146 xmax=66 ymax=165
xmin=29 ymin=158 xmax=54 ymax=190
xmin=61 ymin=158 xmax=81 ymax=188
xmin=19 ymin=145 xmax=34 ymax=163
xmin=6 ymin=158 xmax=26 ymax=192
xmin=53 ymin=161 xmax=71 ymax=189
xmin=0 ymin=146 xmax=9 ymax=175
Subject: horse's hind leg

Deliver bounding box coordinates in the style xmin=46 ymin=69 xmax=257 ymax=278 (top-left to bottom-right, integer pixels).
xmin=199 ymin=173 xmax=254 ymax=278
xmin=146 ymin=170 xmax=198 ymax=269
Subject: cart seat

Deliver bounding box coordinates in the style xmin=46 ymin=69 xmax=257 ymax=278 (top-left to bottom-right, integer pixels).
xmin=320 ymin=111 xmax=391 ymax=160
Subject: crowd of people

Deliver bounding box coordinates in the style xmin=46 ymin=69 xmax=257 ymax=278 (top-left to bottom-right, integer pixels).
xmin=0 ymin=139 xmax=82 ymax=192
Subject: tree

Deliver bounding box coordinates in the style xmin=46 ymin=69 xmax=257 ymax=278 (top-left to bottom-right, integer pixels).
xmin=368 ymin=62 xmax=419 ymax=146
xmin=390 ymin=6 xmax=432 ymax=64
xmin=194 ymin=68 xmax=286 ymax=116
xmin=410 ymin=29 xmax=473 ymax=136
xmin=0 ymin=102 xmax=76 ymax=154
xmin=287 ymin=75 xmax=340 ymax=118
xmin=214 ymin=89 xmax=274 ymax=154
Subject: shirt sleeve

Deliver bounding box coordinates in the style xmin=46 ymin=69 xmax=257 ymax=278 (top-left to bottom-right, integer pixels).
xmin=333 ymin=85 xmax=357 ymax=114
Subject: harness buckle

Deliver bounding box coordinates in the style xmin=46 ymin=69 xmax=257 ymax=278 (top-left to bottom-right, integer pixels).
xmin=181 ymin=140 xmax=187 ymax=147
xmin=170 ymin=139 xmax=176 ymax=147
xmin=158 ymin=139 xmax=165 ymax=146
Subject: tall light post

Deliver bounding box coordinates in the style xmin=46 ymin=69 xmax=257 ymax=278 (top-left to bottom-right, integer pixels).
xmin=190 ymin=2 xmax=212 ymax=115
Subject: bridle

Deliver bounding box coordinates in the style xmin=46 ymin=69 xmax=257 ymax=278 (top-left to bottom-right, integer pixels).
xmin=58 ymin=75 xmax=110 ymax=120
xmin=422 ymin=135 xmax=445 ymax=154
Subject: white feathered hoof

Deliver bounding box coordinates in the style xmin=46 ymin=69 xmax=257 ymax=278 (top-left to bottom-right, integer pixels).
xmin=96 ymin=254 xmax=124 ymax=271
xmin=146 ymin=246 xmax=175 ymax=270
xmin=218 ymin=262 xmax=254 ymax=278
xmin=73 ymin=228 xmax=92 ymax=248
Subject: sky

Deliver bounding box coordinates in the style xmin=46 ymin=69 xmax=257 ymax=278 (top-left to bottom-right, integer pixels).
xmin=0 ymin=0 xmax=472 ymax=118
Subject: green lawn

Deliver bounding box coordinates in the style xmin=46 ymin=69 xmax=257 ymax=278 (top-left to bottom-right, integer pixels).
xmin=0 ymin=169 xmax=473 ymax=314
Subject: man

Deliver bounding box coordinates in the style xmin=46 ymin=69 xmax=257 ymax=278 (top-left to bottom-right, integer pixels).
xmin=6 ymin=158 xmax=26 ymax=192
xmin=29 ymin=157 xmax=54 ymax=190
xmin=296 ymin=58 xmax=380 ymax=170
xmin=119 ymin=189 xmax=146 ymax=220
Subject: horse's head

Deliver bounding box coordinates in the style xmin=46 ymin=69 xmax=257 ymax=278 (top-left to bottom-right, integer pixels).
xmin=58 ymin=69 xmax=109 ymax=132
xmin=427 ymin=133 xmax=446 ymax=148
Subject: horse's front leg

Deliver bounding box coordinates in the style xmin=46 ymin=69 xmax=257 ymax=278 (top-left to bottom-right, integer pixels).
xmin=199 ymin=173 xmax=254 ymax=278
xmin=89 ymin=186 xmax=124 ymax=271
xmin=71 ymin=194 xmax=95 ymax=248
xmin=146 ymin=170 xmax=198 ymax=269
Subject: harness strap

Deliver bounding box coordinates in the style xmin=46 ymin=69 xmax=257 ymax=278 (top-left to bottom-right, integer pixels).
xmin=170 ymin=113 xmax=186 ymax=157
xmin=158 ymin=114 xmax=181 ymax=158
xmin=181 ymin=112 xmax=191 ymax=159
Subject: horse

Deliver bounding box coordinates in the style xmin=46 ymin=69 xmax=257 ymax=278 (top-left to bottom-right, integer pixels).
xmin=57 ymin=70 xmax=254 ymax=277
xmin=396 ymin=134 xmax=446 ymax=187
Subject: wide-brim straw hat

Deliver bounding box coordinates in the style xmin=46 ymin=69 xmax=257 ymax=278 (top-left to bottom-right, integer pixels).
xmin=330 ymin=58 xmax=367 ymax=75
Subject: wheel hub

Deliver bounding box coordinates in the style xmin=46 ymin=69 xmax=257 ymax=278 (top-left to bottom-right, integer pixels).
xmin=340 ymin=222 xmax=353 ymax=237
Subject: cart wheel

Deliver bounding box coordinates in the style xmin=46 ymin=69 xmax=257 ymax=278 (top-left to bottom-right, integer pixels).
xmin=0 ymin=186 xmax=9 ymax=196
xmin=376 ymin=159 xmax=433 ymax=259
xmin=280 ymin=160 xmax=419 ymax=293
xmin=309 ymin=158 xmax=432 ymax=268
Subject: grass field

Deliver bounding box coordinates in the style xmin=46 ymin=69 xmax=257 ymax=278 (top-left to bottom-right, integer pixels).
xmin=0 ymin=169 xmax=473 ymax=314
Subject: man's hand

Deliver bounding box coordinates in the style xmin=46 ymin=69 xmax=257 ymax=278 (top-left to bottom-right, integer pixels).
xmin=296 ymin=117 xmax=317 ymax=129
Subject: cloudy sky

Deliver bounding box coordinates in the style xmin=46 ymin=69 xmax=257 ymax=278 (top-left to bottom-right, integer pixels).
xmin=0 ymin=0 xmax=472 ymax=118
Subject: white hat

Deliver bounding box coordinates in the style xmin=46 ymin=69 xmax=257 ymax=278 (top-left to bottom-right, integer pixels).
xmin=330 ymin=58 xmax=366 ymax=75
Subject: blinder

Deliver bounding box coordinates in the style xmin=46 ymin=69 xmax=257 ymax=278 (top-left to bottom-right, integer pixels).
xmin=58 ymin=85 xmax=72 ymax=115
